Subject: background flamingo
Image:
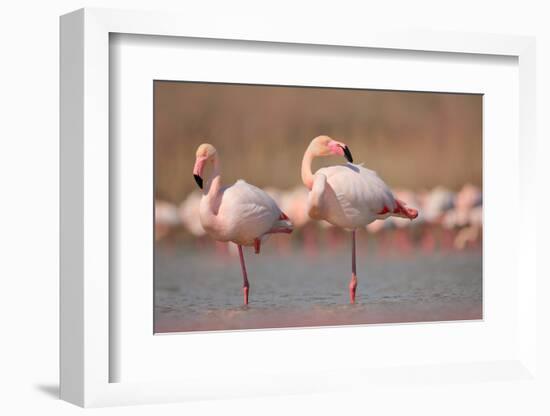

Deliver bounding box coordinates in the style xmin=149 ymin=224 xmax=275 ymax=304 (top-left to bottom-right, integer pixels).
xmin=154 ymin=199 xmax=179 ymax=243
xmin=179 ymin=190 xmax=230 ymax=257
xmin=301 ymin=135 xmax=419 ymax=303
xmin=418 ymin=186 xmax=454 ymax=253
xmin=178 ymin=190 xmax=206 ymax=243
xmin=193 ymin=143 xmax=293 ymax=305
xmin=390 ymin=189 xmax=419 ymax=256
xmin=283 ymin=186 xmax=319 ymax=257
xmin=443 ymin=184 xmax=482 ymax=250
xmin=264 ymin=186 xmax=293 ymax=254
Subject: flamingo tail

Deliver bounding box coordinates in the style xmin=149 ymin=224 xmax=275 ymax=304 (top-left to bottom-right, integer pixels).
xmin=391 ymin=199 xmax=419 ymax=220
xmin=267 ymin=212 xmax=294 ymax=234
xmin=253 ymin=213 xmax=293 ymax=255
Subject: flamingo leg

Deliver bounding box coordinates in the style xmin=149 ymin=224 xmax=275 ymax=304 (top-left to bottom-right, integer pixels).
xmin=349 ymin=229 xmax=358 ymax=304
xmin=237 ymin=244 xmax=250 ymax=305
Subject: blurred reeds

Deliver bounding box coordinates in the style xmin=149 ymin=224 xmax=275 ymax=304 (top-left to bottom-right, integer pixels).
xmin=154 ymin=81 xmax=482 ymax=203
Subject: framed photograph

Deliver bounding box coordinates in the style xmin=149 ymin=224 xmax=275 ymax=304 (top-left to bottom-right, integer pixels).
xmin=60 ymin=8 xmax=537 ymax=407
xmin=153 ymin=81 xmax=483 ymax=333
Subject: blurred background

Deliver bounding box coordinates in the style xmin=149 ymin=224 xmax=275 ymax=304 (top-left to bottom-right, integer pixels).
xmin=155 ymin=81 xmax=481 ymax=200
xmin=154 ymin=81 xmax=483 ymax=333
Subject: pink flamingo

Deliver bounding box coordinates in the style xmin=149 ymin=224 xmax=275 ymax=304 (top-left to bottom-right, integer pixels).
xmin=418 ymin=186 xmax=454 ymax=253
xmin=390 ymin=189 xmax=419 ymax=256
xmin=179 ymin=191 xmax=206 ymax=242
xmin=193 ymin=143 xmax=293 ymax=305
xmin=454 ymin=205 xmax=482 ymax=250
xmin=301 ymin=135 xmax=419 ymax=303
xmin=155 ymin=199 xmax=179 ymax=242
xmin=283 ymin=186 xmax=318 ymax=257
xmin=443 ymin=184 xmax=482 ymax=250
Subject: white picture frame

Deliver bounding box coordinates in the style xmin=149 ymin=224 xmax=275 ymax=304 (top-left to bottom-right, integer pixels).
xmin=60 ymin=7 xmax=537 ymax=407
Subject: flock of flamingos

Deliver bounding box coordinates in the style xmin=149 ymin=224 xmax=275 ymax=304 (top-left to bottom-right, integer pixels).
xmin=156 ymin=136 xmax=483 ymax=306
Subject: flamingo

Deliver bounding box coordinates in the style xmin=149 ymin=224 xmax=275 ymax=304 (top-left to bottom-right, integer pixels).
xmin=443 ymin=184 xmax=482 ymax=250
xmin=192 ymin=143 xmax=293 ymax=305
xmin=454 ymin=205 xmax=482 ymax=250
xmin=418 ymin=186 xmax=455 ymax=253
xmin=155 ymin=199 xmax=179 ymax=242
xmin=301 ymin=135 xmax=419 ymax=303
xmin=179 ymin=191 xmax=206 ymax=241
xmin=283 ymin=186 xmax=319 ymax=256
xmin=390 ymin=189 xmax=419 ymax=256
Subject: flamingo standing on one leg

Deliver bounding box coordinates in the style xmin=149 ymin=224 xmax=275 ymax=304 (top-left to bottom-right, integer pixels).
xmin=192 ymin=143 xmax=293 ymax=305
xmin=301 ymin=135 xmax=419 ymax=304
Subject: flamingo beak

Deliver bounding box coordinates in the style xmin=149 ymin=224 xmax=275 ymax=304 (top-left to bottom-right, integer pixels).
xmin=328 ymin=140 xmax=354 ymax=163
xmin=193 ymin=157 xmax=206 ymax=189
xmin=341 ymin=145 xmax=354 ymax=163
xmin=193 ymin=174 xmax=203 ymax=189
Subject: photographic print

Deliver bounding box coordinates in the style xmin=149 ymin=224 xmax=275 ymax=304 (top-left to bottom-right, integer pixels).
xmin=154 ymin=81 xmax=482 ymax=333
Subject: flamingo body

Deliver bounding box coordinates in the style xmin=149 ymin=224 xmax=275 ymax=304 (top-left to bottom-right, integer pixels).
xmin=308 ymin=164 xmax=417 ymax=230
xmin=200 ymin=179 xmax=291 ymax=247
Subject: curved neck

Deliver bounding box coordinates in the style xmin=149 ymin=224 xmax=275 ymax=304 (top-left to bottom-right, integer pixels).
xmin=203 ymin=158 xmax=222 ymax=214
xmin=301 ymin=148 xmax=315 ymax=190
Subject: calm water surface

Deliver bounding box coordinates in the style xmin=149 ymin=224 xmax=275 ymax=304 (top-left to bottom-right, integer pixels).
xmin=154 ymin=243 xmax=482 ymax=332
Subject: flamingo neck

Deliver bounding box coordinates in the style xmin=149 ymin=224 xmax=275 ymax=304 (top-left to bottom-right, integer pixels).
xmin=203 ymin=158 xmax=222 ymax=214
xmin=301 ymin=149 xmax=315 ymax=190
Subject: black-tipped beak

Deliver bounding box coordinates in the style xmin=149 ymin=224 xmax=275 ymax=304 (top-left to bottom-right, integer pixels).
xmin=340 ymin=145 xmax=354 ymax=163
xmin=193 ymin=174 xmax=203 ymax=189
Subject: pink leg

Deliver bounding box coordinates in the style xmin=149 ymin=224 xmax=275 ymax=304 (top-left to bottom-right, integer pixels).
xmin=237 ymin=244 xmax=250 ymax=305
xmin=349 ymin=230 xmax=358 ymax=304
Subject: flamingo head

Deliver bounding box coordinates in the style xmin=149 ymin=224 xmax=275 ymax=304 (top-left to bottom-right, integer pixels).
xmin=308 ymin=135 xmax=353 ymax=163
xmin=193 ymin=143 xmax=217 ymax=189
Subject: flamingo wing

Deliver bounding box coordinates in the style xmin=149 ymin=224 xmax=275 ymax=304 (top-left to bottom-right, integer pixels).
xmin=315 ymin=164 xmax=398 ymax=228
xmin=218 ymin=180 xmax=290 ymax=245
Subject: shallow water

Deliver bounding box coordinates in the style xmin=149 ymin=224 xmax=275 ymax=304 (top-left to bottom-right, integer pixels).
xmin=154 ymin=243 xmax=482 ymax=332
